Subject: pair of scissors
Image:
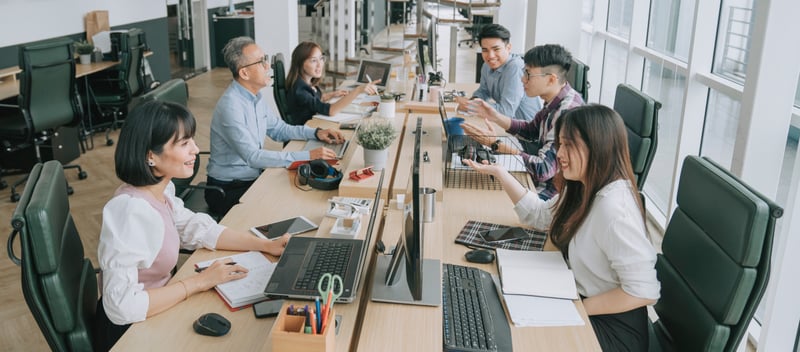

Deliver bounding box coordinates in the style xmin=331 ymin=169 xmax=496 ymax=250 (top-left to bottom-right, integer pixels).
xmin=317 ymin=273 xmax=343 ymax=307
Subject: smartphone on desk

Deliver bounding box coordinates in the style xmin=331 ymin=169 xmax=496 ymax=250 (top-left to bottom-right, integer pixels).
xmin=478 ymin=226 xmax=528 ymax=244
xmin=253 ymin=299 xmax=284 ymax=318
xmin=250 ymin=216 xmax=318 ymax=240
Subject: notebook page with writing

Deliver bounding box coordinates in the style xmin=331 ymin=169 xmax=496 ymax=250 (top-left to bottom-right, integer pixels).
xmin=195 ymin=251 xmax=277 ymax=309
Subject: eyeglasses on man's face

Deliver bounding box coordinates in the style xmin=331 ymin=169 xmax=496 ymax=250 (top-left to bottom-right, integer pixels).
xmin=241 ymin=54 xmax=270 ymax=70
xmin=307 ymin=55 xmax=326 ymax=65
xmin=522 ymin=68 xmax=552 ymax=81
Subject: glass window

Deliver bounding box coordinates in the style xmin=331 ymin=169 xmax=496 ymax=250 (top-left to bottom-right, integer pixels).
xmin=641 ymin=60 xmax=687 ymax=215
xmin=582 ymin=0 xmax=596 ymax=23
xmin=599 ymin=41 xmax=628 ymax=105
xmin=646 ymin=0 xmax=695 ymax=61
xmin=607 ymin=0 xmax=634 ymax=38
xmin=712 ymin=0 xmax=755 ymax=84
xmin=701 ymin=89 xmax=741 ymax=169
xmin=795 ymin=78 xmax=800 ymax=107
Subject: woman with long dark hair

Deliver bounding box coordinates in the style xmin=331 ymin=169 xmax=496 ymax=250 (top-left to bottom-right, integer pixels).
xmin=466 ymin=104 xmax=659 ymax=351
xmin=285 ymin=41 xmax=379 ymax=125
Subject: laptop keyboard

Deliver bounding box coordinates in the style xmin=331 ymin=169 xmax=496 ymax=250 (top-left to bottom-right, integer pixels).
xmin=304 ymin=139 xmax=349 ymax=159
xmin=293 ymin=241 xmax=353 ymax=292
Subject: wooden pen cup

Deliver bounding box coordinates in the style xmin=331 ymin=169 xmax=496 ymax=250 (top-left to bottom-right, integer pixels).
xmin=271 ymin=306 xmax=335 ymax=352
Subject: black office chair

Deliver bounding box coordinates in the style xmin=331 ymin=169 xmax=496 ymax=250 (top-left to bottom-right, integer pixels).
xmin=7 ymin=161 xmax=97 ymax=351
xmin=137 ymin=78 xmax=225 ymax=222
xmin=649 ymin=156 xmax=783 ymax=351
xmin=0 ymin=38 xmax=88 ymax=202
xmin=613 ymin=84 xmax=661 ymax=191
xmin=88 ymin=29 xmax=146 ymax=146
xmin=272 ymin=53 xmax=295 ymax=125
xmin=566 ymin=58 xmax=590 ymax=102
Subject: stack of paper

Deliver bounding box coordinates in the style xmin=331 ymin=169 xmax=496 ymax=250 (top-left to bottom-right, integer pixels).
xmin=313 ymin=112 xmax=364 ymax=123
xmin=195 ymin=251 xmax=276 ymax=309
xmin=495 ymin=248 xmax=584 ymax=327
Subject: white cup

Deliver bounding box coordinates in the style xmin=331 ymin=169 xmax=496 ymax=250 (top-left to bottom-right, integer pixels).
xmin=429 ymin=86 xmax=442 ymax=103
xmin=379 ymin=100 xmax=396 ymax=118
xmin=396 ymin=194 xmax=405 ymax=209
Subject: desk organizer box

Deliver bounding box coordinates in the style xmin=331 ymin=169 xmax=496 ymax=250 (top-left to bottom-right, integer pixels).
xmin=271 ymin=306 xmax=335 ymax=352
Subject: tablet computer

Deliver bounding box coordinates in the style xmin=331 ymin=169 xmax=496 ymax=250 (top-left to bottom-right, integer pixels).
xmin=250 ymin=216 xmax=319 ymax=240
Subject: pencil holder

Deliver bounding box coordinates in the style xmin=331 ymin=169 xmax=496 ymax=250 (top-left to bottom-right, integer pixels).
xmin=271 ymin=306 xmax=335 ymax=352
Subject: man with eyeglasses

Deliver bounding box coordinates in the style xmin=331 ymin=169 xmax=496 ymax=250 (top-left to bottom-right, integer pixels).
xmin=206 ymin=36 xmax=345 ymax=216
xmin=462 ymin=44 xmax=585 ymax=200
xmin=454 ymin=24 xmax=541 ymax=122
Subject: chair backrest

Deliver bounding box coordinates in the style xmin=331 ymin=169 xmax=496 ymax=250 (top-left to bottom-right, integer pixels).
xmin=566 ymin=57 xmax=590 ymax=102
xmin=651 ymin=155 xmax=783 ymax=351
xmin=139 ymin=78 xmax=188 ymax=106
xmin=18 ymin=38 xmax=80 ymax=134
xmin=613 ymin=84 xmax=661 ymax=190
xmin=271 ymin=53 xmax=293 ymax=124
xmin=9 ymin=160 xmax=97 ymax=351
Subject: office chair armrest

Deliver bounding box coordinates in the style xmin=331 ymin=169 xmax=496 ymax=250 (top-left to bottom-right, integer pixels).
xmin=181 ymin=183 xmax=226 ymax=198
xmin=7 ymin=229 xmax=21 ymax=266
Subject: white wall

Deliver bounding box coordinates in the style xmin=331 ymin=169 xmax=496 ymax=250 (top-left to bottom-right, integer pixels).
xmin=0 ymin=0 xmax=166 ymax=47
xmin=253 ymin=0 xmax=298 ymax=61
xmin=496 ymin=0 xmax=527 ymax=53
xmin=525 ymin=0 xmax=582 ymax=54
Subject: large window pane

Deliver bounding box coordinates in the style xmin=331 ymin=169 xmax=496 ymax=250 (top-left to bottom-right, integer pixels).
xmin=701 ymin=89 xmax=741 ymax=169
xmin=712 ymin=0 xmax=755 ymax=84
xmin=795 ymin=78 xmax=800 ymax=107
xmin=641 ymin=60 xmax=687 ymax=215
xmin=607 ymin=0 xmax=633 ymax=38
xmin=646 ymin=0 xmax=695 ymax=61
xmin=599 ymin=41 xmax=627 ymax=105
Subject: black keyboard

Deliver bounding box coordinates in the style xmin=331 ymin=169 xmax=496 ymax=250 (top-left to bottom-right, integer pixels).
xmin=442 ymin=264 xmax=512 ymax=352
xmin=293 ymin=241 xmax=353 ymax=291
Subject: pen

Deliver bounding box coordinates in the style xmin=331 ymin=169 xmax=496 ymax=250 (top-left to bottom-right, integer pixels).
xmin=304 ymin=305 xmax=311 ymax=334
xmin=310 ymin=309 xmax=317 ymax=334
xmin=194 ymin=261 xmax=237 ymax=273
xmin=315 ymin=297 xmax=322 ymax=332
xmin=365 ymin=73 xmax=372 ymax=83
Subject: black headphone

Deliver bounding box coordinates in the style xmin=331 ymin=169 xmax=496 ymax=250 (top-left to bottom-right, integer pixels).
xmin=298 ymin=159 xmax=343 ymax=190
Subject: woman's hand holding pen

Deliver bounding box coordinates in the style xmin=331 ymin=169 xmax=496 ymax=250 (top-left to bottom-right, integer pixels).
xmin=194 ymin=259 xmax=249 ymax=291
xmin=361 ymin=78 xmax=381 ymax=95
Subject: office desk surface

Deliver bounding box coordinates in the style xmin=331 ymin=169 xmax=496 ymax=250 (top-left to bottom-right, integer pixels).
xmin=113 ymin=169 xmax=386 ymax=351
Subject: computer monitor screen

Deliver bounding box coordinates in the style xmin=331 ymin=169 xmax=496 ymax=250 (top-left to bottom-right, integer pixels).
xmin=356 ymin=59 xmax=392 ymax=87
xmin=416 ymin=37 xmax=428 ymax=79
xmin=427 ymin=20 xmax=437 ymax=72
xmin=371 ymin=117 xmax=440 ymax=306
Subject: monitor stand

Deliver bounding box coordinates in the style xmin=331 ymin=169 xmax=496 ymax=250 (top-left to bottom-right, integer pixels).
xmin=370 ymin=255 xmax=441 ymax=306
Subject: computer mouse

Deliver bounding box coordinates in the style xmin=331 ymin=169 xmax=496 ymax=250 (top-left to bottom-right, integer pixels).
xmin=465 ymin=249 xmax=495 ymax=264
xmin=193 ymin=313 xmax=231 ymax=337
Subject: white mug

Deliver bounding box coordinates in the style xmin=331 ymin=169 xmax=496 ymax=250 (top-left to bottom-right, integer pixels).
xmin=429 ymin=86 xmax=442 ymax=103
xmin=379 ymin=100 xmax=396 ymax=118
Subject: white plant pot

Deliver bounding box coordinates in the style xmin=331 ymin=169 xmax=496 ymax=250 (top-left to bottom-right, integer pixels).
xmin=363 ymin=148 xmax=388 ymax=170
xmin=79 ymin=54 xmax=91 ymax=65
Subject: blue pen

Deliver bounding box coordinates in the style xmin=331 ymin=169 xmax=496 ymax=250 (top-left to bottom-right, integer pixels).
xmin=304 ymin=305 xmax=311 ymax=334
xmin=315 ymin=297 xmax=322 ymax=332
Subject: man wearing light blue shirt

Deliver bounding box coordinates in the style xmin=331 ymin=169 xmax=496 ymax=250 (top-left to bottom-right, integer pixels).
xmin=455 ymin=24 xmax=541 ymax=121
xmin=206 ymin=37 xmax=343 ymax=215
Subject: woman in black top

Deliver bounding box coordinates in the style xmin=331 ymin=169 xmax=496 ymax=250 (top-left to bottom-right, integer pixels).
xmin=285 ymin=41 xmax=379 ymax=125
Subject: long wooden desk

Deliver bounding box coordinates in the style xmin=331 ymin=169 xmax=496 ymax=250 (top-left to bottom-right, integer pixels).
xmin=0 ymin=60 xmax=120 ymax=101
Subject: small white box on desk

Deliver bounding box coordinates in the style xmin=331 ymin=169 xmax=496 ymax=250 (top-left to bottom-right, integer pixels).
xmin=330 ymin=216 xmax=362 ymax=239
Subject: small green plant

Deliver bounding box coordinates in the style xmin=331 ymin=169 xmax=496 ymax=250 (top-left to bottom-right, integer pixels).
xmin=380 ymin=94 xmax=395 ymax=101
xmin=73 ymin=40 xmax=94 ymax=55
xmin=356 ymin=119 xmax=398 ymax=150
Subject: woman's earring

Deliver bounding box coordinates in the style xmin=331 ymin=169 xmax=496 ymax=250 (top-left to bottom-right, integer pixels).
xmin=148 ymin=160 xmax=155 ymax=166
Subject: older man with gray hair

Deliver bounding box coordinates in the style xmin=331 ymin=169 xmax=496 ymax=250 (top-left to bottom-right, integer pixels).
xmin=206 ymin=36 xmax=344 ymax=216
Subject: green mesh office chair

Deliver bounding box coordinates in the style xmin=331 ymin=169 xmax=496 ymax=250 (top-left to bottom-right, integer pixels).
xmin=649 ymin=155 xmax=783 ymax=351
xmin=0 ymin=38 xmax=88 ymax=202
xmin=137 ymin=78 xmax=224 ymax=221
xmin=566 ymin=58 xmax=590 ymax=102
xmin=7 ymin=161 xmax=97 ymax=351
xmin=614 ymin=84 xmax=661 ymax=191
xmin=271 ymin=53 xmax=294 ymax=125
xmin=88 ymin=29 xmax=146 ymax=146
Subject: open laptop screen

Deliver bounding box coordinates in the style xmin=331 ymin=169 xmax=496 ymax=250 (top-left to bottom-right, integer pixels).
xmin=356 ymin=59 xmax=392 ymax=87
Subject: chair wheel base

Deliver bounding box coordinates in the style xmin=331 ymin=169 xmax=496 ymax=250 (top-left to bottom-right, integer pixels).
xmin=11 ymin=193 xmax=20 ymax=202
xmin=0 ymin=180 xmax=7 ymax=190
xmin=106 ymin=139 xmax=114 ymax=146
xmin=67 ymin=186 xmax=74 ymax=195
xmin=78 ymin=171 xmax=88 ymax=180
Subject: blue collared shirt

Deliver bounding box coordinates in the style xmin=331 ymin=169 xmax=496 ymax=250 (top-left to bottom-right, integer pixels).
xmin=473 ymin=53 xmax=542 ymax=121
xmin=207 ymin=81 xmax=317 ymax=181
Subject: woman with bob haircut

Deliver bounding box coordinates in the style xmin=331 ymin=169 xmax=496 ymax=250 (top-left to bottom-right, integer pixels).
xmin=93 ymin=100 xmax=290 ymax=351
xmin=285 ymin=41 xmax=379 ymax=125
xmin=465 ymin=104 xmax=660 ymax=351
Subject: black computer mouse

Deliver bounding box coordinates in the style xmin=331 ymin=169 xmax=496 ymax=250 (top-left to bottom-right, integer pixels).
xmin=465 ymin=249 xmax=495 ymax=264
xmin=193 ymin=313 xmax=231 ymax=337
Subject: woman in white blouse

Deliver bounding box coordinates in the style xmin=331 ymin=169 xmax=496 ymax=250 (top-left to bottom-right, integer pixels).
xmin=466 ymin=104 xmax=660 ymax=351
xmin=94 ymin=100 xmax=290 ymax=351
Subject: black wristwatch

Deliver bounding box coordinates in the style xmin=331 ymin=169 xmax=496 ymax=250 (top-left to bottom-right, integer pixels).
xmin=491 ymin=139 xmax=501 ymax=152
xmin=314 ymin=127 xmax=323 ymax=141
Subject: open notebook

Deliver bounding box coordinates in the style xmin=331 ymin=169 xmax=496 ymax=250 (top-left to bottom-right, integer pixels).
xmin=195 ymin=251 xmax=277 ymax=310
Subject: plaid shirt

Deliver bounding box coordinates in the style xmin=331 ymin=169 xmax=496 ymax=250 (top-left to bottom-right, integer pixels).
xmin=506 ymin=83 xmax=585 ymax=200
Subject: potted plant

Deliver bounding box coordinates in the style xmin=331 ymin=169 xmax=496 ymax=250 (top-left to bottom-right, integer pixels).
xmin=356 ymin=119 xmax=398 ymax=170
xmin=74 ymin=40 xmax=94 ymax=65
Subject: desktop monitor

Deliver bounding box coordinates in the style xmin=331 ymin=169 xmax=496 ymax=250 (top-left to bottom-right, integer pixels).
xmin=416 ymin=37 xmax=428 ymax=79
xmin=427 ymin=20 xmax=437 ymax=73
xmin=356 ymin=59 xmax=392 ymax=87
xmin=415 ymin=21 xmax=438 ymax=78
xmin=371 ymin=117 xmax=441 ymax=306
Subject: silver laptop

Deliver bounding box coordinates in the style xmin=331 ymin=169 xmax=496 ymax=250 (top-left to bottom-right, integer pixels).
xmin=303 ymin=135 xmax=352 ymax=159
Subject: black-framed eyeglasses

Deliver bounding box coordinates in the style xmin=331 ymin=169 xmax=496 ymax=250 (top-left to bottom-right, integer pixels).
xmin=240 ymin=54 xmax=270 ymax=70
xmin=522 ymin=68 xmax=551 ymax=81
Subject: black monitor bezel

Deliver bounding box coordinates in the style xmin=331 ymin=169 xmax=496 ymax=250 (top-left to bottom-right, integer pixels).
xmin=356 ymin=59 xmax=392 ymax=87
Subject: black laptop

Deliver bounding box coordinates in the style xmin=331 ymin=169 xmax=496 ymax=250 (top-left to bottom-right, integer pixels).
xmin=264 ymin=171 xmax=384 ymax=303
